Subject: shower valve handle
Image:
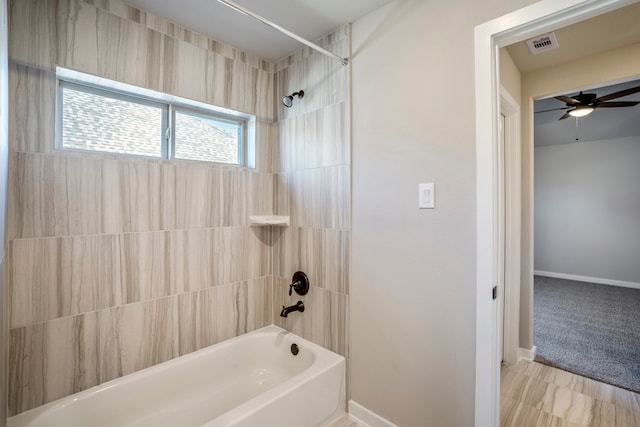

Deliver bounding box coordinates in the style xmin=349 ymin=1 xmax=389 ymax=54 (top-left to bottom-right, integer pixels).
xmin=288 ymin=271 xmax=309 ymax=296
xmin=289 ymin=280 xmax=301 ymax=296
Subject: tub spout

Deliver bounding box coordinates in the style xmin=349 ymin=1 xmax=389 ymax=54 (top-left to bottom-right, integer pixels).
xmin=280 ymin=301 xmax=304 ymax=318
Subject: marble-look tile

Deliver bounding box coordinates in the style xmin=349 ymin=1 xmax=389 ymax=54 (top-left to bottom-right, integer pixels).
xmin=56 ymin=3 xmax=163 ymax=92
xmin=98 ymin=296 xmax=179 ymax=382
xmin=500 ymin=362 xmax=640 ymax=427
xmin=175 ymin=164 xmax=222 ymax=229
xmin=500 ymin=397 xmax=581 ymax=427
xmin=275 ymin=227 xmax=321 ymax=287
xmin=8 ymin=63 xmax=55 ymax=154
xmin=248 ymin=171 xmax=274 ymax=218
xmin=278 ymin=101 xmax=349 ymax=173
xmin=612 ymin=406 xmax=640 ymax=427
xmin=169 ymin=228 xmax=216 ymax=292
xmin=215 ymin=227 xmax=272 ymax=285
xmin=177 ymin=277 xmax=272 ymax=355
xmin=274 ymin=279 xmax=348 ymax=358
xmin=255 ymin=121 xmax=276 ymax=174
xmin=274 ymin=172 xmax=290 ymax=216
xmin=102 ymin=159 xmax=175 ymax=233
xmin=245 ymin=66 xmax=274 ymax=122
xmin=221 ymin=169 xmax=247 ymax=227
xmin=8 ymin=0 xmax=59 ymax=69
xmin=9 ymin=153 xmax=102 ymax=239
xmin=542 ymin=384 xmax=594 ymax=425
xmin=274 ymin=227 xmax=349 ymax=294
xmin=612 ymin=387 xmax=640 ymax=416
xmin=9 ymin=235 xmax=120 ymax=328
xmin=505 ymin=361 xmax=640 ymax=415
xmin=111 ymin=231 xmax=176 ymax=304
xmin=324 ymin=229 xmax=350 ymax=294
xmin=85 ymin=0 xmax=273 ymax=73
xmin=284 ymin=165 xmax=350 ymax=229
xmin=205 ymin=49 xmax=229 ymax=109
xmin=162 ymin=37 xmax=207 ymax=100
xmin=327 ymin=416 xmax=365 ymax=427
xmin=207 ymin=55 xmax=247 ymax=116
xmin=8 ymin=313 xmax=100 ymax=416
xmin=56 ymin=0 xmax=100 ymax=75
xmin=276 ymin=41 xmax=349 ymax=122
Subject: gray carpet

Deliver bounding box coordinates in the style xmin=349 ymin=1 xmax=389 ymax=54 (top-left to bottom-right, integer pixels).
xmin=534 ymin=275 xmax=640 ymax=392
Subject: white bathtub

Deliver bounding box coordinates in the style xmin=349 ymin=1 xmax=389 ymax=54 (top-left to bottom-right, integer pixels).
xmin=8 ymin=325 xmax=346 ymax=427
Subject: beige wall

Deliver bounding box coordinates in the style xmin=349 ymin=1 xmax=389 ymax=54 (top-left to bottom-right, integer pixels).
xmin=350 ymin=0 xmax=536 ymax=425
xmin=272 ymin=27 xmax=351 ymax=360
xmin=1 ymin=0 xmax=8 ymax=424
xmin=500 ymin=48 xmax=522 ymax=105
xmin=534 ymin=136 xmax=640 ymax=283
xmin=7 ymin=0 xmax=275 ymax=416
xmin=519 ymin=42 xmax=640 ymax=349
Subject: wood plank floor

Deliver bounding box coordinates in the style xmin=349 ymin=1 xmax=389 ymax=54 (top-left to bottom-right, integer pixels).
xmin=501 ymin=361 xmax=640 ymax=426
xmin=329 ymin=362 xmax=640 ymax=427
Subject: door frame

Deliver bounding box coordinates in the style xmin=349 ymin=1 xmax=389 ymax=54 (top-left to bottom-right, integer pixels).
xmin=473 ymin=0 xmax=638 ymax=425
xmin=500 ymin=86 xmax=520 ymax=366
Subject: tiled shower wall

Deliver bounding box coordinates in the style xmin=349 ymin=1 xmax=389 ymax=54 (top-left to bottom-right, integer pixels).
xmin=6 ymin=0 xmax=276 ymax=416
xmin=273 ymin=27 xmax=351 ymax=361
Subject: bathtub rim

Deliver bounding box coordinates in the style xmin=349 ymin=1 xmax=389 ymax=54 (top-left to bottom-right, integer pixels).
xmin=8 ymin=324 xmax=346 ymax=427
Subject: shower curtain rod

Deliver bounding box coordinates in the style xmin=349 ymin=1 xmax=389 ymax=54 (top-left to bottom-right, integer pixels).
xmin=216 ymin=0 xmax=349 ymax=66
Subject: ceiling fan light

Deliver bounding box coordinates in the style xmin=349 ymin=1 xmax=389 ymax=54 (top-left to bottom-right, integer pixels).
xmin=568 ymin=106 xmax=594 ymax=117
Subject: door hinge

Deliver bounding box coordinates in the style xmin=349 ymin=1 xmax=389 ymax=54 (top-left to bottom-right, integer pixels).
xmin=492 ymin=286 xmax=497 ymax=300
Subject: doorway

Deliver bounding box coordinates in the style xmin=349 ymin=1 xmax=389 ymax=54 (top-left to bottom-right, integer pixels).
xmin=474 ymin=0 xmax=640 ymax=425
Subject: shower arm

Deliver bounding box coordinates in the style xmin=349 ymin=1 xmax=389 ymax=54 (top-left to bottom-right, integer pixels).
xmin=216 ymin=0 xmax=349 ymax=66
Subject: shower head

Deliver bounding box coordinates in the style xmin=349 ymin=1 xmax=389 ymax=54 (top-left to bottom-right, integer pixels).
xmin=282 ymin=90 xmax=304 ymax=107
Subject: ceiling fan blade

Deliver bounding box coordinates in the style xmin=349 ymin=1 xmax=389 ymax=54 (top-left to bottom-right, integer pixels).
xmin=558 ymin=112 xmax=572 ymax=120
xmin=555 ymin=95 xmax=580 ymax=104
xmin=535 ymin=106 xmax=571 ymax=114
xmin=596 ymin=101 xmax=640 ymax=108
xmin=597 ymin=86 xmax=640 ymax=102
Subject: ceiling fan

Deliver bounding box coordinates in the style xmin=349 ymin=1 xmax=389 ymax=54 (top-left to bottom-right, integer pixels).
xmin=535 ymin=85 xmax=640 ymax=120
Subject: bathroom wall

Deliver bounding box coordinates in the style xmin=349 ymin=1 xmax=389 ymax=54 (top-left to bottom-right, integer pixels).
xmin=7 ymin=0 xmax=276 ymax=416
xmin=350 ymin=1 xmax=536 ymax=425
xmin=1 ymin=0 xmax=9 ymax=424
xmin=273 ymin=27 xmax=350 ymax=360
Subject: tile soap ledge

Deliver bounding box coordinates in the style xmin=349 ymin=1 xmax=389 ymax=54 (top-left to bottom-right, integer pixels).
xmin=249 ymin=215 xmax=290 ymax=226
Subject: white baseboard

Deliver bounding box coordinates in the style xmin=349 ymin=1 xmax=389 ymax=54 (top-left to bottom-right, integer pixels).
xmin=518 ymin=346 xmax=536 ymax=363
xmin=349 ymin=401 xmax=398 ymax=427
xmin=534 ymin=270 xmax=640 ymax=290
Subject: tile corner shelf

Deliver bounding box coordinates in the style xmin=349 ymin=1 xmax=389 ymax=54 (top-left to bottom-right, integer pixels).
xmin=249 ymin=215 xmax=290 ymax=226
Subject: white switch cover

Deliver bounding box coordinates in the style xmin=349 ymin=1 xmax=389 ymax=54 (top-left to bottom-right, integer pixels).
xmin=419 ymin=183 xmax=435 ymax=209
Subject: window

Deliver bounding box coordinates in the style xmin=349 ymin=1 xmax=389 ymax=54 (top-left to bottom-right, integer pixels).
xmin=56 ymin=68 xmax=254 ymax=166
xmin=174 ymin=108 xmax=243 ymax=164
xmin=61 ymin=82 xmax=166 ymax=158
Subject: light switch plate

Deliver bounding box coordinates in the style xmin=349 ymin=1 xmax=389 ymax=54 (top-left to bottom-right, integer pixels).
xmin=419 ymin=183 xmax=435 ymax=209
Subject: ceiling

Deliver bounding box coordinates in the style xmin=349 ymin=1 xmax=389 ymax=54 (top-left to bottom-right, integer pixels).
xmin=534 ymin=79 xmax=640 ymax=146
xmin=505 ymin=2 xmax=640 ymax=147
xmin=124 ymin=0 xmax=391 ymax=62
xmin=506 ymin=3 xmax=640 ymax=74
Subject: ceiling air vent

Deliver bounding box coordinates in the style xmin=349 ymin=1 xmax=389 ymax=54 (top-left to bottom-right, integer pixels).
xmin=526 ymin=32 xmax=559 ymax=54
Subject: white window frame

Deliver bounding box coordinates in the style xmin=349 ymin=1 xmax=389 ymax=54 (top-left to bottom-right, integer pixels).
xmin=171 ymin=105 xmax=246 ymax=165
xmin=55 ymin=67 xmax=255 ymax=167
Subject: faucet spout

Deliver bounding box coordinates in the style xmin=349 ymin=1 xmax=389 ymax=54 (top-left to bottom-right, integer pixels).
xmin=280 ymin=300 xmax=304 ymax=318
